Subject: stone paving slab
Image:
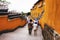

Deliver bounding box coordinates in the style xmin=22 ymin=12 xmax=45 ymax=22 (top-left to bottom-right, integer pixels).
xmin=0 ymin=24 xmax=44 ymax=40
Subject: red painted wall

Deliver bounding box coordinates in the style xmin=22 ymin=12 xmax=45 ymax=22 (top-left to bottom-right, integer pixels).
xmin=0 ymin=15 xmax=26 ymax=31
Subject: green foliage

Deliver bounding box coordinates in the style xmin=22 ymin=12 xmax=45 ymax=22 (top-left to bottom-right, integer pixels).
xmin=0 ymin=0 xmax=2 ymax=1
xmin=0 ymin=0 xmax=7 ymax=2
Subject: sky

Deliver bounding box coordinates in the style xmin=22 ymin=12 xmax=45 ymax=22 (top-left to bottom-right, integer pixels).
xmin=6 ymin=0 xmax=38 ymax=13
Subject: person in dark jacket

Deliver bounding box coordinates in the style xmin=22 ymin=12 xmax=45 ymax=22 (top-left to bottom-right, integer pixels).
xmin=28 ymin=19 xmax=33 ymax=35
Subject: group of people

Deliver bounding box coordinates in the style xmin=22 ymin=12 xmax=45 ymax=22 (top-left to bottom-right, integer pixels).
xmin=27 ymin=16 xmax=39 ymax=35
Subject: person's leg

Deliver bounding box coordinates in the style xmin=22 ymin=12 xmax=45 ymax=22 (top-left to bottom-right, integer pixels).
xmin=35 ymin=26 xmax=38 ymax=35
xmin=30 ymin=28 xmax=33 ymax=35
xmin=29 ymin=28 xmax=32 ymax=35
xmin=28 ymin=24 xmax=31 ymax=35
xmin=29 ymin=28 xmax=31 ymax=35
xmin=34 ymin=29 xmax=37 ymax=35
xmin=34 ymin=26 xmax=38 ymax=36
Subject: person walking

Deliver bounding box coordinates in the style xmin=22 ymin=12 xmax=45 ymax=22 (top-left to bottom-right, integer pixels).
xmin=33 ymin=18 xmax=39 ymax=35
xmin=28 ymin=19 xmax=33 ymax=35
xmin=26 ymin=12 xmax=33 ymax=35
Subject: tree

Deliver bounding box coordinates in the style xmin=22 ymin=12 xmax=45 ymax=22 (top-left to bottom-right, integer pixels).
xmin=0 ymin=0 xmax=2 ymax=1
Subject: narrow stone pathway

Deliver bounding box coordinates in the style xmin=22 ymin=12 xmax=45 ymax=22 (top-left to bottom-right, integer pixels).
xmin=0 ymin=24 xmax=44 ymax=40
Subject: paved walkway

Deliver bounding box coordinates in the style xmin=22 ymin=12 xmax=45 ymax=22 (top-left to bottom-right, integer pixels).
xmin=0 ymin=24 xmax=44 ymax=40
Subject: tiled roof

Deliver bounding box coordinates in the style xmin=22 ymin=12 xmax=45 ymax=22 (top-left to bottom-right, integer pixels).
xmin=32 ymin=0 xmax=43 ymax=9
